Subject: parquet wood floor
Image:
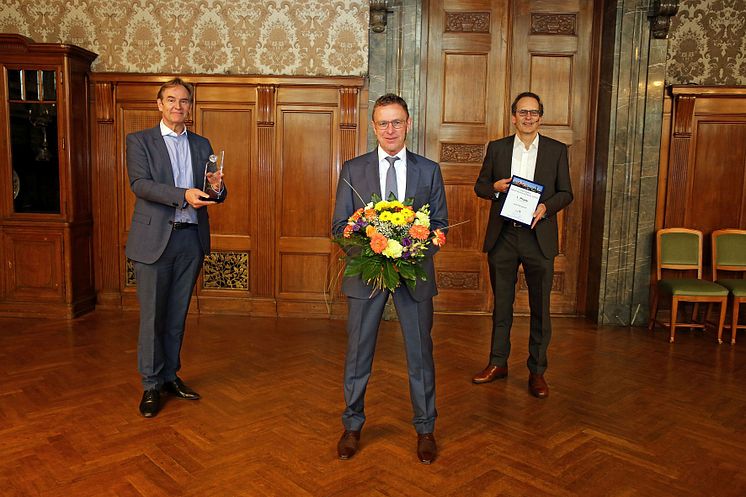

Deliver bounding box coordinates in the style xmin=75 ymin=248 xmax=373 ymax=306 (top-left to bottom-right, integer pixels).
xmin=0 ymin=311 xmax=744 ymax=496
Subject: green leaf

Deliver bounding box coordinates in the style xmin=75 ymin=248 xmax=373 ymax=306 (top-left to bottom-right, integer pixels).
xmin=382 ymin=260 xmax=400 ymax=290
xmin=361 ymin=257 xmax=382 ymax=283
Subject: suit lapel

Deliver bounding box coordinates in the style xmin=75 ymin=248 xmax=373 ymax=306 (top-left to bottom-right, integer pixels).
xmin=405 ymin=151 xmax=421 ymax=202
xmin=363 ymin=151 xmax=380 ymax=204
xmin=146 ymin=126 xmax=177 ymax=186
xmin=187 ymin=132 xmax=203 ymax=189
xmin=533 ymin=133 xmax=550 ymax=187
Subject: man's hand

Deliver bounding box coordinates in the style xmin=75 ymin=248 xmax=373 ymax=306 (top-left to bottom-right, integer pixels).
xmin=493 ymin=176 xmax=512 ymax=193
xmin=185 ymin=188 xmax=214 ymax=208
xmin=531 ymin=203 xmax=547 ymax=229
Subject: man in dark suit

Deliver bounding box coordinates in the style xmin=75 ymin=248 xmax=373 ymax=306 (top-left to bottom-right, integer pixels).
xmin=332 ymin=94 xmax=448 ymax=464
xmin=126 ymin=78 xmax=225 ymax=418
xmin=472 ymin=92 xmax=572 ymax=399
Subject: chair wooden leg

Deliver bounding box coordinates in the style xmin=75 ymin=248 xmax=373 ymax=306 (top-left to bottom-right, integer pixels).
xmin=649 ymin=288 xmax=659 ymax=331
xmin=670 ymin=297 xmax=679 ymax=343
xmin=716 ymin=298 xmax=727 ymax=344
xmin=733 ymin=298 xmax=741 ymax=345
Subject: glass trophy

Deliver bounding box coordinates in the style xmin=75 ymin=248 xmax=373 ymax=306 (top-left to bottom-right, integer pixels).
xmin=202 ymin=150 xmax=224 ymax=202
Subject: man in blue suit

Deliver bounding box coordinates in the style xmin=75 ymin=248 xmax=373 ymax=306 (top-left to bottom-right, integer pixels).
xmin=472 ymin=92 xmax=573 ymax=399
xmin=332 ymin=94 xmax=448 ymax=464
xmin=126 ymin=78 xmax=224 ymax=418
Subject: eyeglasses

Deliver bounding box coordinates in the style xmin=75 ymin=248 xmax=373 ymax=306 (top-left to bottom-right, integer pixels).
xmin=374 ymin=119 xmax=406 ymax=130
xmin=516 ymin=109 xmax=541 ymax=117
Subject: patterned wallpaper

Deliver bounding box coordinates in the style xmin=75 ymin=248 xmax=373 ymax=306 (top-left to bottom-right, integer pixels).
xmin=667 ymin=0 xmax=746 ymax=85
xmin=0 ymin=0 xmax=369 ymax=76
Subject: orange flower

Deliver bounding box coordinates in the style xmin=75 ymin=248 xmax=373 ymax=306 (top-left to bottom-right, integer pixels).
xmin=364 ymin=208 xmax=377 ymax=219
xmin=409 ymin=224 xmax=430 ymax=240
xmin=433 ymin=229 xmax=446 ymax=247
xmin=350 ymin=208 xmax=364 ymax=222
xmin=369 ymin=233 xmax=388 ymax=254
xmin=365 ymin=225 xmax=377 ymax=237
xmin=343 ymin=225 xmax=354 ymax=238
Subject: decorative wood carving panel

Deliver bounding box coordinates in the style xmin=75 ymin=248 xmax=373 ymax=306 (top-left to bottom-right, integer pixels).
xmin=440 ymin=143 xmax=485 ymax=163
xmin=530 ymin=13 xmax=576 ymax=35
xmin=445 ymin=12 xmax=491 ymax=32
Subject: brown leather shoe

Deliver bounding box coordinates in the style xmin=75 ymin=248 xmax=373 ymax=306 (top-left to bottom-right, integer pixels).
xmin=472 ymin=364 xmax=508 ymax=384
xmin=528 ymin=373 xmax=549 ymax=398
xmin=417 ymin=433 xmax=437 ymax=464
xmin=337 ymin=430 xmax=360 ymax=460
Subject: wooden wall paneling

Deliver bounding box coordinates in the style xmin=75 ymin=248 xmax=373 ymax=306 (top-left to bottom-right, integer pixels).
xmin=510 ymin=0 xmax=594 ymax=315
xmin=664 ymin=94 xmax=695 ymax=228
xmin=275 ymin=102 xmax=338 ymax=317
xmin=423 ymin=0 xmax=509 ymax=314
xmin=91 ymin=82 xmax=121 ymax=308
xmin=194 ymin=91 xmax=258 ymax=314
xmin=255 ymin=85 xmax=276 ymax=313
xmin=88 ymin=74 xmax=365 ymax=317
xmin=687 ymin=119 xmax=746 ymax=233
xmin=657 ymin=86 xmax=746 ymax=277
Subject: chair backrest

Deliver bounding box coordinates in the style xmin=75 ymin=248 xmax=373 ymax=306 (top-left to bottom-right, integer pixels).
xmin=712 ymin=229 xmax=746 ymax=280
xmin=656 ymin=228 xmax=702 ymax=280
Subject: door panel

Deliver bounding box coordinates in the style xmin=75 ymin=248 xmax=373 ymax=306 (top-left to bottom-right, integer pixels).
xmin=423 ymin=0 xmax=594 ymax=315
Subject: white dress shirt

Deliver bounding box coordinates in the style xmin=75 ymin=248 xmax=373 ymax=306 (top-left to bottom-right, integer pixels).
xmin=511 ymin=133 xmax=539 ymax=181
xmin=378 ymin=146 xmax=407 ymax=201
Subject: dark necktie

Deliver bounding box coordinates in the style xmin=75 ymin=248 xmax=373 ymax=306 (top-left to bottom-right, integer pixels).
xmin=385 ymin=156 xmax=400 ymax=200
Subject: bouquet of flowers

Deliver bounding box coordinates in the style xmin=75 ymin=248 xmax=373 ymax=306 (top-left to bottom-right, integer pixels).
xmin=334 ymin=194 xmax=446 ymax=292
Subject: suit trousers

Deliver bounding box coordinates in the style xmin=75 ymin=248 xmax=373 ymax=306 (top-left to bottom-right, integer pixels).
xmin=343 ymin=289 xmax=437 ymax=434
xmin=134 ymin=226 xmax=204 ymax=390
xmin=487 ymin=223 xmax=554 ymax=374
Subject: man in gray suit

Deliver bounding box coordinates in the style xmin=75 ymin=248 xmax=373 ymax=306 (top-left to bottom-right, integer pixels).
xmin=126 ymin=78 xmax=224 ymax=418
xmin=332 ymin=94 xmax=448 ymax=464
xmin=472 ymin=92 xmax=572 ymax=398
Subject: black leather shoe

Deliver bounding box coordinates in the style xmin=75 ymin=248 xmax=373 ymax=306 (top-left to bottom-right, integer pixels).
xmin=337 ymin=430 xmax=361 ymax=460
xmin=417 ymin=433 xmax=437 ymax=464
xmin=139 ymin=389 xmax=160 ymax=418
xmin=162 ymin=378 xmax=201 ymax=400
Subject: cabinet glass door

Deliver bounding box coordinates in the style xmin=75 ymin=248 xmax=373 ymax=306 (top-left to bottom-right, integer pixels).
xmin=7 ymin=69 xmax=59 ymax=214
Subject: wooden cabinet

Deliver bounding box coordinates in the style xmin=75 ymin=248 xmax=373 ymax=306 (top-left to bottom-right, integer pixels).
xmin=0 ymin=34 xmax=97 ymax=318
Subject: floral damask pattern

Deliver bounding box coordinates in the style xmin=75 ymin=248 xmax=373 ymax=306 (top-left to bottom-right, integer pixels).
xmin=0 ymin=0 xmax=369 ymax=76
xmin=667 ymin=0 xmax=746 ymax=85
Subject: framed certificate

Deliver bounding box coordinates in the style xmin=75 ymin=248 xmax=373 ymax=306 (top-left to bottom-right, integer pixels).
xmin=500 ymin=176 xmax=544 ymax=226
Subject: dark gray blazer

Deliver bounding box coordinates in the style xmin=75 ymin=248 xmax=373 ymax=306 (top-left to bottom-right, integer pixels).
xmin=332 ymin=150 xmax=448 ymax=302
xmin=125 ymin=126 xmax=217 ymax=264
xmin=474 ymin=133 xmax=573 ymax=258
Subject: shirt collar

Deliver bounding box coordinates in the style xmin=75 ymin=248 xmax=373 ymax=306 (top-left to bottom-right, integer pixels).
xmin=160 ymin=120 xmax=188 ymax=138
xmin=377 ymin=146 xmax=406 ymax=163
xmin=513 ymin=133 xmax=539 ymax=152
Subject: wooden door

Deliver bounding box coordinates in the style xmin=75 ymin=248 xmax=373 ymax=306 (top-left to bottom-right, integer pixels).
xmin=423 ymin=0 xmax=594 ymax=315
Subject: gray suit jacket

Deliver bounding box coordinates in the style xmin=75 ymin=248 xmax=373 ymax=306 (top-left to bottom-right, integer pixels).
xmin=125 ymin=126 xmax=218 ymax=264
xmin=474 ymin=133 xmax=573 ymax=258
xmin=332 ymin=150 xmax=448 ymax=302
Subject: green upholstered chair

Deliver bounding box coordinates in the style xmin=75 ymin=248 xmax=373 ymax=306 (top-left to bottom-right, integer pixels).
xmin=711 ymin=229 xmax=746 ymax=344
xmin=648 ymin=228 xmax=727 ymax=343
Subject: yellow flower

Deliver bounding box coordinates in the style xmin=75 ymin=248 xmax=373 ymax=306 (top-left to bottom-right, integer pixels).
xmin=374 ymin=200 xmax=390 ymax=211
xmin=382 ymin=239 xmax=403 ymax=258
xmin=379 ymin=211 xmax=393 ymax=222
xmin=390 ymin=212 xmax=406 ymax=226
